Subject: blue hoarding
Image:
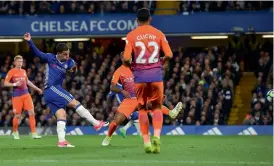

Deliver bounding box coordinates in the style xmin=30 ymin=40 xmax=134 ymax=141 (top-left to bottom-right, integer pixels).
xmin=65 ymin=125 xmax=272 ymax=136
xmin=0 ymin=12 xmax=272 ymax=37
xmin=0 ymin=126 xmax=271 ymax=136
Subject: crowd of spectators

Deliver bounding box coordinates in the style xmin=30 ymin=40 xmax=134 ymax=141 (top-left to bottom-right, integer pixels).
xmin=180 ymin=1 xmax=273 ymax=15
xmin=163 ymin=46 xmax=241 ymax=126
xmin=243 ymin=50 xmax=273 ymax=125
xmin=0 ymin=1 xmax=272 ymax=16
xmin=0 ymin=38 xmax=244 ymax=127
xmin=0 ymin=1 xmax=156 ymax=15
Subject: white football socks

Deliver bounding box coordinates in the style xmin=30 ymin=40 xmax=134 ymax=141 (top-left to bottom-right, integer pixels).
xmin=123 ymin=120 xmax=133 ymax=131
xmin=76 ymin=105 xmax=99 ymax=126
xmin=133 ymin=120 xmax=141 ymax=134
xmin=57 ymin=120 xmax=66 ymax=142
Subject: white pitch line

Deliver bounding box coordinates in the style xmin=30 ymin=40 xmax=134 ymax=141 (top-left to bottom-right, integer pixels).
xmin=0 ymin=159 xmax=272 ymax=165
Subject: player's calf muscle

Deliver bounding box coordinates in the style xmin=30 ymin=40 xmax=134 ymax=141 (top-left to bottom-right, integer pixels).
xmin=67 ymin=99 xmax=80 ymax=108
xmin=27 ymin=110 xmax=35 ymax=116
xmin=14 ymin=114 xmax=21 ymax=118
xmin=114 ymin=112 xmax=126 ymax=124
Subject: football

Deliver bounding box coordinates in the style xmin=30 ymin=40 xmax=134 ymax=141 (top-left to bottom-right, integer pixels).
xmin=266 ymin=89 xmax=274 ymax=101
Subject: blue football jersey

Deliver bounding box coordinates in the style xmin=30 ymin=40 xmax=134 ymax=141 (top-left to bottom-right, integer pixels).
xmin=108 ymin=83 xmax=138 ymax=120
xmin=108 ymin=83 xmax=124 ymax=104
xmin=28 ymin=40 xmax=75 ymax=88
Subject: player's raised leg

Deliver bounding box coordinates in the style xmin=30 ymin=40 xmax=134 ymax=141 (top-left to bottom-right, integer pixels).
xmin=148 ymin=100 xmax=183 ymax=119
xmin=168 ymin=102 xmax=183 ymax=119
xmin=68 ymin=99 xmax=108 ymax=131
xmin=55 ymin=108 xmax=74 ymax=148
xmin=161 ymin=104 xmax=183 ymax=119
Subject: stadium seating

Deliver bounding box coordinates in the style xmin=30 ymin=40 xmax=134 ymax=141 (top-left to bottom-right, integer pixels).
xmin=0 ymin=39 xmax=245 ymax=127
xmin=0 ymin=1 xmax=272 ymax=127
xmin=0 ymin=1 xmax=272 ymax=16
xmin=242 ymin=52 xmax=273 ymax=125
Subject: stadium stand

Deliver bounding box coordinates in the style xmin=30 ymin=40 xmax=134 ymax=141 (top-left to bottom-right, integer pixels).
xmin=0 ymin=38 xmax=254 ymax=127
xmin=0 ymin=1 xmax=156 ymax=15
xmin=242 ymin=53 xmax=273 ymax=125
xmin=0 ymin=1 xmax=272 ymax=127
xmin=0 ymin=1 xmax=272 ymax=16
xmin=179 ymin=1 xmax=272 ymax=14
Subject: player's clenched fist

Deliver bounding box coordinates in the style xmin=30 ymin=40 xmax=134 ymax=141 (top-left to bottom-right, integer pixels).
xmin=14 ymin=80 xmax=23 ymax=87
xmin=23 ymin=33 xmax=31 ymax=41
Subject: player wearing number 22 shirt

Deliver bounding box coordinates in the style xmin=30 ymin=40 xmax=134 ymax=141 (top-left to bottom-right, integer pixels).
xmin=123 ymin=8 xmax=173 ymax=153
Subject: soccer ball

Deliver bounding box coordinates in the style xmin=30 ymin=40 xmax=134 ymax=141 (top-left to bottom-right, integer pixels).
xmin=266 ymin=89 xmax=274 ymax=102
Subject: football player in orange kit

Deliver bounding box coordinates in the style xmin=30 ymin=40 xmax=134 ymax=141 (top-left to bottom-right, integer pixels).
xmin=4 ymin=55 xmax=42 ymax=139
xmin=102 ymin=52 xmax=182 ymax=146
xmin=123 ymin=8 xmax=173 ymax=153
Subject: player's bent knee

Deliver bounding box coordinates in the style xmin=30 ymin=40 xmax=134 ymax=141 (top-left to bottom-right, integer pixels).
xmin=27 ymin=110 xmax=35 ymax=116
xmin=138 ymin=104 xmax=147 ymax=111
xmin=55 ymin=109 xmax=66 ymax=120
xmin=150 ymin=101 xmax=162 ymax=110
xmin=67 ymin=99 xmax=80 ymax=108
xmin=14 ymin=114 xmax=21 ymax=119
xmin=114 ymin=112 xmax=126 ymax=125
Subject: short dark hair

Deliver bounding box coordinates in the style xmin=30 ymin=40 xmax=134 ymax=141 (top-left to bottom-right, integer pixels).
xmin=137 ymin=8 xmax=150 ymax=22
xmin=56 ymin=43 xmax=69 ymax=53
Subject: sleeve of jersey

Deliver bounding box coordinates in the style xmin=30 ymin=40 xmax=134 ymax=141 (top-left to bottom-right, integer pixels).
xmin=68 ymin=59 xmax=76 ymax=69
xmin=108 ymin=91 xmax=115 ymax=97
xmin=160 ymin=33 xmax=172 ymax=58
xmin=123 ymin=35 xmax=133 ymax=61
xmin=111 ymin=69 xmax=120 ymax=85
xmin=4 ymin=70 xmax=13 ymax=83
xmin=27 ymin=40 xmax=52 ymax=62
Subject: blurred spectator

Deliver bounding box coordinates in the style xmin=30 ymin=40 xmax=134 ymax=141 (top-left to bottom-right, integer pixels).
xmin=181 ymin=1 xmax=272 ymax=14
xmin=0 ymin=1 xmax=157 ymax=15
xmin=247 ymin=48 xmax=273 ymax=125
xmin=0 ymin=40 xmax=245 ymax=126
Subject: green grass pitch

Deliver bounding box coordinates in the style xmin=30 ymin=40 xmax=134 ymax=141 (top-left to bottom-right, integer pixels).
xmin=0 ymin=135 xmax=272 ymax=166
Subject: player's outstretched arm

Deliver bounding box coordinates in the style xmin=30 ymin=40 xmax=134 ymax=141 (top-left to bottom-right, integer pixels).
xmin=24 ymin=33 xmax=51 ymax=62
xmin=27 ymin=80 xmax=43 ymax=95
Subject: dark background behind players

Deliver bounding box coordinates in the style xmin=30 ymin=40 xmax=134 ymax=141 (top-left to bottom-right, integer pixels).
xmin=0 ymin=1 xmax=272 ymax=127
xmin=0 ymin=37 xmax=272 ymax=127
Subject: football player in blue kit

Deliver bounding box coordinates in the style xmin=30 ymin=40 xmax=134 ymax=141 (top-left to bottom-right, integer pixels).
xmin=24 ymin=33 xmax=108 ymax=147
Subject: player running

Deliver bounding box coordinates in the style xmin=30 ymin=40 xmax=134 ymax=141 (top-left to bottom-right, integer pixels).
xmin=24 ymin=33 xmax=108 ymax=147
xmin=107 ymin=75 xmax=182 ymax=138
xmin=102 ymin=53 xmax=182 ymax=146
xmin=102 ymin=54 xmax=138 ymax=146
xmin=119 ymin=96 xmax=182 ymax=138
xmin=123 ymin=8 xmax=173 ymax=153
xmin=4 ymin=55 xmax=42 ymax=140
